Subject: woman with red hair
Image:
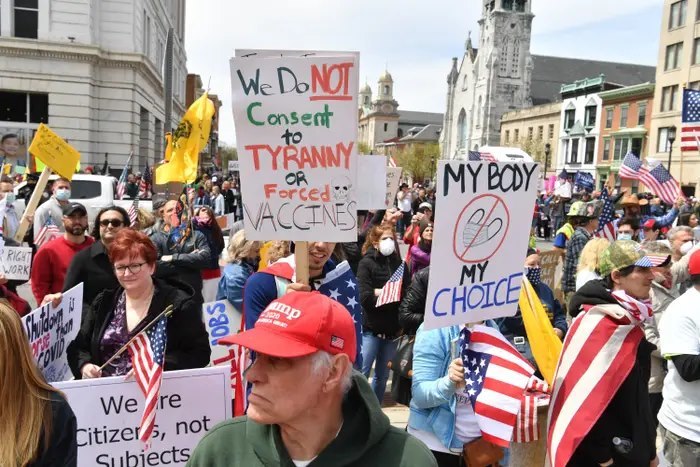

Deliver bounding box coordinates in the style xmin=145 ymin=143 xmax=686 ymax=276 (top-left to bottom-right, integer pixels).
xmin=66 ymin=229 xmax=210 ymax=378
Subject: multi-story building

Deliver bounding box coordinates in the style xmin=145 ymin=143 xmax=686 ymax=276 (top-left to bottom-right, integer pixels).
xmin=0 ymin=0 xmax=187 ymax=173
xmin=499 ymin=102 xmax=560 ymax=176
xmin=185 ymin=73 xmax=222 ymax=170
xmin=597 ymin=83 xmax=655 ymax=193
xmin=649 ymin=0 xmax=700 ymax=195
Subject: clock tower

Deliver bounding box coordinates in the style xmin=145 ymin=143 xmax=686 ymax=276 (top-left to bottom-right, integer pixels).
xmin=366 ymin=69 xmax=399 ymax=149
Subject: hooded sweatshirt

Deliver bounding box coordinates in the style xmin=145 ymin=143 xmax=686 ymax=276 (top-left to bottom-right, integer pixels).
xmin=186 ymin=372 xmax=437 ymax=467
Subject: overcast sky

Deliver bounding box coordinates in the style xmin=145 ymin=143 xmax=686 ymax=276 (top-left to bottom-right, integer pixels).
xmin=185 ymin=0 xmax=663 ymax=146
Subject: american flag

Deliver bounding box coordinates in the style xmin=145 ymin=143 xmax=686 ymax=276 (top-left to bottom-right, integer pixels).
xmin=459 ymin=325 xmax=535 ymax=447
xmin=138 ymin=163 xmax=152 ymax=199
xmin=619 ymin=151 xmax=644 ymax=179
xmin=213 ymin=346 xmax=247 ymax=416
xmin=514 ymin=375 xmax=550 ymax=443
xmin=376 ymin=262 xmax=405 ymax=307
xmin=681 ymin=88 xmax=700 ymax=152
xmin=116 ymin=152 xmax=134 ymax=200
xmin=468 ymin=151 xmax=497 ymax=162
xmin=619 ymin=152 xmax=680 ymax=205
xmin=128 ymin=315 xmax=167 ymax=445
xmin=388 ymin=155 xmax=397 ymax=167
xmin=128 ymin=198 xmax=139 ymax=227
xmin=35 ymin=216 xmax=61 ymax=248
xmin=594 ymin=187 xmax=616 ymax=241
xmin=546 ymin=305 xmax=645 ymax=467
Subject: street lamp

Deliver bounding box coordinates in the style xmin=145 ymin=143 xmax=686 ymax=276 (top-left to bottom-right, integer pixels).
xmin=667 ymin=125 xmax=677 ymax=172
xmin=544 ymin=143 xmax=551 ymax=177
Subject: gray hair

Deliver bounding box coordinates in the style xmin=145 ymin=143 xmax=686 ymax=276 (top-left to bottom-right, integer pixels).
xmin=310 ymin=351 xmax=353 ymax=395
xmin=642 ymin=241 xmax=672 ymax=256
xmin=667 ymin=226 xmax=692 ymax=242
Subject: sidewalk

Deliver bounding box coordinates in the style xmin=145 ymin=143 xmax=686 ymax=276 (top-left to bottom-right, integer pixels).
xmin=383 ymin=403 xmax=409 ymax=429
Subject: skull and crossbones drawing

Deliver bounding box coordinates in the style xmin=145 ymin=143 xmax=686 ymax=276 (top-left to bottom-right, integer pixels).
xmin=331 ymin=176 xmax=352 ymax=202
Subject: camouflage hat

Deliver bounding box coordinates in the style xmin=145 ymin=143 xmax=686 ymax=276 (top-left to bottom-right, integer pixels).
xmin=598 ymin=240 xmax=671 ymax=277
xmin=568 ymin=200 xmax=602 ymax=218
xmin=567 ymin=201 xmax=586 ymax=217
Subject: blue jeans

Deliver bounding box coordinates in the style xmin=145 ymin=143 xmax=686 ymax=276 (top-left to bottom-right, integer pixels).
xmin=361 ymin=332 xmax=398 ymax=403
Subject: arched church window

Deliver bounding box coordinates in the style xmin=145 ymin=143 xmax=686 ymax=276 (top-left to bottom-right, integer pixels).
xmin=457 ymin=109 xmax=467 ymax=149
xmin=510 ymin=39 xmax=520 ymax=76
xmin=515 ymin=0 xmax=526 ymax=12
xmin=383 ymin=85 xmax=390 ymax=95
xmin=477 ymin=96 xmax=483 ymax=128
xmin=499 ymin=39 xmax=509 ymax=75
xmin=462 ymin=75 xmax=468 ymax=91
xmin=363 ymin=95 xmax=369 ymax=105
xmin=502 ymin=0 xmax=514 ymax=10
xmin=398 ymin=129 xmax=404 ymax=138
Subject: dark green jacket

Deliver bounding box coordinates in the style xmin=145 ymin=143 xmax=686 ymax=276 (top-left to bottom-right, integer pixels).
xmin=186 ymin=372 xmax=437 ymax=467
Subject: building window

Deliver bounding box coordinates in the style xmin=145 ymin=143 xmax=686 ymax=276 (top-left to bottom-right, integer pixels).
xmin=0 ymin=91 xmax=48 ymax=123
xmin=605 ymin=107 xmax=613 ymax=128
xmin=510 ymin=39 xmax=520 ymax=77
xmin=661 ymin=85 xmax=678 ymax=112
xmin=669 ymin=0 xmax=687 ymax=29
xmin=397 ymin=128 xmax=404 ymax=138
xmin=514 ymin=128 xmax=519 ymax=142
xmin=504 ymin=130 xmax=510 ymax=143
xmin=569 ymin=139 xmax=579 ymax=164
xmin=457 ymin=109 xmax=467 ymax=149
xmin=499 ymin=39 xmax=510 ymax=76
xmin=584 ymin=137 xmax=595 ymax=164
xmin=665 ymin=42 xmax=684 ymax=70
xmin=383 ymin=85 xmax=390 ymax=95
xmin=14 ymin=0 xmax=39 ymax=39
xmin=527 ymin=127 xmax=533 ymax=140
xmin=503 ymin=0 xmax=514 ymax=10
xmin=690 ymin=80 xmax=700 ymax=90
xmin=584 ymin=105 xmax=597 ymax=127
xmin=603 ymin=138 xmax=611 ymax=161
xmin=630 ymin=137 xmax=642 ymax=156
xmin=383 ymin=122 xmax=388 ymax=132
xmin=658 ymin=127 xmax=671 ymax=152
xmin=537 ymin=125 xmax=543 ymax=140
xmin=562 ymin=139 xmax=569 ymax=162
xmin=694 ymin=37 xmax=700 ymax=65
xmin=143 ymin=11 xmax=151 ymax=56
xmin=564 ymin=108 xmax=575 ymax=130
xmin=514 ymin=0 xmax=526 ymax=11
xmin=637 ymin=102 xmax=647 ymax=126
xmin=619 ymin=106 xmax=629 ymax=128
xmin=548 ymin=124 xmax=554 ymax=140
xmin=614 ymin=137 xmax=629 ymax=161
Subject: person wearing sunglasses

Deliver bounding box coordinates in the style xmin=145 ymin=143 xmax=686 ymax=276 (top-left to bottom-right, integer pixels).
xmin=60 ymin=206 xmax=130 ymax=317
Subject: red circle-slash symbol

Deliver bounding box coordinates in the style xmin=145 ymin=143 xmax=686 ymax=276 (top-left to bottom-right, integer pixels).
xmin=452 ymin=194 xmax=510 ymax=264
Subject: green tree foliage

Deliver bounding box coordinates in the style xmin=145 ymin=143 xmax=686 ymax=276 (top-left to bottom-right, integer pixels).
xmin=395 ymin=142 xmax=440 ymax=183
xmin=219 ymin=144 xmax=238 ymax=168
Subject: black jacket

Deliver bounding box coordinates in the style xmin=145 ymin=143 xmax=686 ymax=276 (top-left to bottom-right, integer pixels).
xmin=568 ymin=281 xmax=656 ymax=467
xmin=357 ymin=247 xmax=410 ymax=337
xmin=63 ymin=241 xmax=119 ymax=319
xmin=398 ymin=266 xmax=429 ymax=335
xmin=222 ymin=189 xmax=236 ymax=214
xmin=66 ymin=279 xmax=211 ymax=378
xmin=29 ymin=391 xmax=77 ymax=467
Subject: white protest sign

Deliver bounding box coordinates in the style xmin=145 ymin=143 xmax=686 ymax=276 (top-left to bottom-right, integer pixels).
xmin=202 ymin=300 xmax=242 ymax=364
xmin=356 ymin=155 xmax=388 ymax=209
xmin=54 ymin=366 xmax=232 ymax=466
xmin=230 ymin=50 xmax=359 ymax=241
xmin=424 ymin=161 xmax=539 ymax=329
xmin=386 ymin=167 xmax=403 ymax=208
xmin=22 ymin=283 xmax=83 ymax=382
xmin=0 ymin=245 xmax=32 ymax=280
xmin=228 ymin=160 xmax=240 ymax=172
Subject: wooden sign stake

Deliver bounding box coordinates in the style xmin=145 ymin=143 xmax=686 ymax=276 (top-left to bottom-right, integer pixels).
xmin=14 ymin=166 xmax=52 ymax=243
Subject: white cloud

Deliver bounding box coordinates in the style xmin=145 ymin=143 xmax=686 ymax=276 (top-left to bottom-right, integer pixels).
xmin=185 ymin=0 xmax=662 ymax=145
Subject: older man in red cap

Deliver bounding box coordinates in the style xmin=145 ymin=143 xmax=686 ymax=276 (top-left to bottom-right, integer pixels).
xmin=188 ymin=292 xmax=436 ymax=467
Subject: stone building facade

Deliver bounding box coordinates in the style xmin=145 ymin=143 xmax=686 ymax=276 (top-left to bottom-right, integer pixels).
xmin=499 ymin=102 xmax=560 ymax=176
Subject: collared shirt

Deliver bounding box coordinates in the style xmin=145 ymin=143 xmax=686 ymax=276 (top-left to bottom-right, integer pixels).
xmin=562 ymin=227 xmax=592 ymax=293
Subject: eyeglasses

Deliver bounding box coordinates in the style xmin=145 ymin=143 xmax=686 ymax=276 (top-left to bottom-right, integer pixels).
xmin=100 ymin=219 xmax=124 ymax=227
xmin=114 ymin=262 xmax=146 ymax=275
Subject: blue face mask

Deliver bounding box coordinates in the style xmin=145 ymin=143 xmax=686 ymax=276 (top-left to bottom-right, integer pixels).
xmin=525 ymin=266 xmax=541 ymax=286
xmin=55 ymin=188 xmax=71 ymax=201
xmin=617 ymin=232 xmax=633 ymax=241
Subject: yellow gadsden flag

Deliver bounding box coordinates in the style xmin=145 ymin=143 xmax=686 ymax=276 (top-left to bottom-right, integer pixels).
xmin=519 ymin=277 xmax=563 ymax=385
xmin=29 ymin=123 xmax=81 ymax=180
xmin=155 ymin=92 xmax=215 ymax=184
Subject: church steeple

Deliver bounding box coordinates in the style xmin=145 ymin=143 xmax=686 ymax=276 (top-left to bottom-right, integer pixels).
xmin=377 ymin=69 xmax=394 ymax=101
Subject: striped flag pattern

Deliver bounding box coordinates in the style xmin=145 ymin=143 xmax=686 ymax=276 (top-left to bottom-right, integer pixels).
xmin=619 ymin=152 xmax=680 ymax=205
xmin=594 ymin=187 xmax=616 ymax=241
xmin=681 ymin=88 xmax=700 ymax=152
xmin=139 ymin=163 xmax=152 ymax=199
xmin=128 ymin=198 xmax=139 ymax=227
xmin=35 ymin=216 xmax=61 ymax=248
xmin=116 ymin=152 xmax=133 ymax=200
xmin=546 ymin=304 xmax=644 ymax=467
xmin=213 ymin=345 xmax=248 ymax=416
xmin=459 ymin=325 xmax=536 ymax=447
xmin=468 ymin=151 xmax=497 ymax=162
xmin=376 ymin=262 xmax=405 ymax=307
xmin=513 ymin=375 xmax=550 ymax=443
xmin=388 ymin=155 xmax=397 ymax=167
xmin=128 ymin=316 xmax=167 ymax=445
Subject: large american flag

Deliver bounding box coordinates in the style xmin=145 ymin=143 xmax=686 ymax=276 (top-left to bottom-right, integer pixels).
xmin=459 ymin=325 xmax=535 ymax=447
xmin=468 ymin=150 xmax=497 ymax=162
xmin=594 ymin=187 xmax=616 ymax=241
xmin=376 ymin=262 xmax=405 ymax=307
xmin=546 ymin=305 xmax=644 ymax=467
xmin=35 ymin=216 xmax=61 ymax=248
xmin=619 ymin=152 xmax=680 ymax=205
xmin=681 ymin=88 xmax=700 ymax=153
xmin=128 ymin=316 xmax=167 ymax=445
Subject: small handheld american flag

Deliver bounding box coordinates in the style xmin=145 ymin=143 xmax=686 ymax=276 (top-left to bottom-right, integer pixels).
xmin=116 ymin=152 xmax=134 ymax=200
xmin=619 ymin=152 xmax=680 ymax=205
xmin=376 ymin=262 xmax=405 ymax=307
xmin=128 ymin=198 xmax=139 ymax=227
xmin=35 ymin=216 xmax=61 ymax=248
xmin=594 ymin=187 xmax=616 ymax=241
xmin=138 ymin=163 xmax=152 ymax=199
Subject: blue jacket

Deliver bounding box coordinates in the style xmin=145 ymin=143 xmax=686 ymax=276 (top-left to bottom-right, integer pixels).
xmin=216 ymin=261 xmax=255 ymax=309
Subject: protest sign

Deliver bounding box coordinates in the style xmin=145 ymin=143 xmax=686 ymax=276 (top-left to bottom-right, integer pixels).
xmin=424 ymin=161 xmax=539 ymax=329
xmin=385 ymin=167 xmax=403 ymax=208
xmin=230 ymin=50 xmax=359 ymax=241
xmin=22 ymin=283 xmax=83 ymax=382
xmin=202 ymin=300 xmax=243 ymax=364
xmin=356 ymin=155 xmax=388 ymax=209
xmin=0 ymin=245 xmax=32 ymax=280
xmin=228 ymin=160 xmax=240 ymax=172
xmin=29 ymin=123 xmax=81 ymax=180
xmin=54 ymin=366 xmax=232 ymax=467
xmin=538 ymin=250 xmax=560 ymax=292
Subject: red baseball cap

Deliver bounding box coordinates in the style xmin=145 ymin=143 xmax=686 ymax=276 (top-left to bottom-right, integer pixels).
xmin=219 ymin=291 xmax=357 ymax=362
xmin=689 ymin=250 xmax=700 ymax=275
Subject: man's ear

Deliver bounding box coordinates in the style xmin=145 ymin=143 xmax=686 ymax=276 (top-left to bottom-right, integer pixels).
xmin=610 ymin=269 xmax=621 ymax=286
xmin=323 ymin=354 xmax=352 ymax=393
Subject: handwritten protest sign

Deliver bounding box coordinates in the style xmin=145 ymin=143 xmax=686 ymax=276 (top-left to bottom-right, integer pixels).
xmin=230 ymin=50 xmax=359 ymax=241
xmin=202 ymin=300 xmax=243 ymax=364
xmin=22 ymin=283 xmax=83 ymax=381
xmin=0 ymin=245 xmax=32 ymax=280
xmin=55 ymin=366 xmax=232 ymax=466
xmin=356 ymin=155 xmax=388 ymax=209
xmin=386 ymin=167 xmax=402 ymax=208
xmin=29 ymin=123 xmax=81 ymax=180
xmin=424 ymin=161 xmax=539 ymax=329
xmin=228 ymin=160 xmax=240 ymax=172
xmin=539 ymin=250 xmax=560 ymax=292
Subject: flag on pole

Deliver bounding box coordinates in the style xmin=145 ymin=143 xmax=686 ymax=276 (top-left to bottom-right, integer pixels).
xmin=681 ymin=88 xmax=700 ymax=152
xmin=35 ymin=216 xmax=61 ymax=248
xmin=376 ymin=262 xmax=405 ymax=307
xmin=619 ymin=152 xmax=644 ymax=179
xmin=128 ymin=198 xmax=139 ymax=227
xmin=116 ymin=152 xmax=134 ymax=200
xmin=619 ymin=153 xmax=680 ymax=205
xmin=468 ymin=151 xmax=496 ymax=162
xmin=459 ymin=325 xmax=536 ymax=447
xmin=128 ymin=315 xmax=167 ymax=445
xmin=138 ymin=162 xmax=152 ymax=199
xmin=594 ymin=187 xmax=616 ymax=241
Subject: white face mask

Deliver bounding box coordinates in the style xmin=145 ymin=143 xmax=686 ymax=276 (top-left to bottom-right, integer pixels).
xmin=378 ymin=238 xmax=396 ymax=256
xmin=680 ymin=240 xmax=695 ymax=256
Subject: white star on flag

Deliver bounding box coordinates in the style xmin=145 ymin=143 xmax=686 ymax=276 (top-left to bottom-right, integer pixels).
xmin=345 ymin=279 xmax=356 ymax=289
xmin=329 ymin=288 xmax=341 ymax=300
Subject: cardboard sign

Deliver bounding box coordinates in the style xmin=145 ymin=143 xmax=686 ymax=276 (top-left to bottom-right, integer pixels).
xmin=356 ymin=155 xmax=388 ymax=209
xmin=228 ymin=160 xmax=240 ymax=172
xmin=230 ymin=50 xmax=359 ymax=241
xmin=0 ymin=245 xmax=32 ymax=280
xmin=54 ymin=367 xmax=232 ymax=466
xmin=22 ymin=283 xmax=83 ymax=382
xmin=28 ymin=123 xmax=81 ymax=180
xmin=386 ymin=167 xmax=403 ymax=208
xmin=424 ymin=161 xmax=539 ymax=329
xmin=215 ymin=213 xmax=236 ymax=231
xmin=538 ymin=250 xmax=561 ymax=292
xmin=202 ymin=300 xmax=243 ymax=364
